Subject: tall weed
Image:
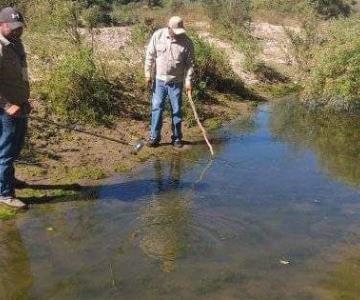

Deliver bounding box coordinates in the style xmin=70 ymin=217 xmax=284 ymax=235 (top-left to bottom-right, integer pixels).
xmin=303 ymin=17 xmax=360 ymax=111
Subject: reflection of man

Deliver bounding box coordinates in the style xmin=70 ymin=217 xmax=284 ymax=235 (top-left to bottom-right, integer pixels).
xmin=154 ymin=157 xmax=182 ymax=192
xmin=145 ymin=16 xmax=194 ymax=148
xmin=0 ymin=220 xmax=33 ymax=298
xmin=0 ymin=7 xmax=30 ymax=208
xmin=139 ymin=158 xmax=190 ymax=272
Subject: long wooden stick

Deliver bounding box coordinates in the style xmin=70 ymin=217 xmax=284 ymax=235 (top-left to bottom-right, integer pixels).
xmin=187 ymin=91 xmax=215 ymax=156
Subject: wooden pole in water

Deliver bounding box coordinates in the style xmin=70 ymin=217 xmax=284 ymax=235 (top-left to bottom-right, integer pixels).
xmin=187 ymin=91 xmax=215 ymax=156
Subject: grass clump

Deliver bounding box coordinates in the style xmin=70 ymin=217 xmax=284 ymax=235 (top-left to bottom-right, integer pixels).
xmin=40 ymin=48 xmax=120 ymax=125
xmin=114 ymin=162 xmax=132 ymax=173
xmin=0 ymin=206 xmax=17 ymax=220
xmin=66 ymin=166 xmax=107 ymax=181
xmin=251 ymin=0 xmax=354 ymax=21
xmin=302 ymin=17 xmax=360 ymax=111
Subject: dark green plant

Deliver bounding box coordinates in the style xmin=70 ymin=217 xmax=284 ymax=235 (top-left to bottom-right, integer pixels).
xmin=41 ymin=48 xmax=120 ymax=125
xmin=205 ymin=0 xmax=251 ymax=27
xmin=303 ymin=17 xmax=360 ymax=111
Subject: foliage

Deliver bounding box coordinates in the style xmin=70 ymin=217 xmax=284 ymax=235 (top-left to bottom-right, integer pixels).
xmin=0 ymin=206 xmax=17 ymax=220
xmin=302 ymin=17 xmax=360 ymax=111
xmin=40 ymin=48 xmax=120 ymax=125
xmin=284 ymin=8 xmax=319 ymax=74
xmin=24 ymin=0 xmax=82 ymax=43
xmin=251 ymin=0 xmax=354 ymax=19
xmin=309 ymin=0 xmax=352 ymax=18
xmin=191 ymin=33 xmax=239 ymax=97
xmin=110 ymin=3 xmax=139 ymax=25
xmin=202 ymin=0 xmax=260 ymax=71
xmin=205 ymin=0 xmax=251 ymax=27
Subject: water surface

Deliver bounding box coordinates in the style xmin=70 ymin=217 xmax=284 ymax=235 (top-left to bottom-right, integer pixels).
xmin=1 ymin=100 xmax=360 ymax=300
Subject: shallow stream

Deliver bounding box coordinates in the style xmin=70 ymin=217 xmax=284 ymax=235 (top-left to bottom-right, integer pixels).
xmin=1 ymin=100 xmax=360 ymax=300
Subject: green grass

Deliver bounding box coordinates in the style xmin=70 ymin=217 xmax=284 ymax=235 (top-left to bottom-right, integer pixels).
xmin=66 ymin=166 xmax=107 ymax=181
xmin=204 ymin=118 xmax=223 ymax=130
xmin=114 ymin=163 xmax=132 ymax=174
xmin=257 ymin=82 xmax=303 ymax=98
xmin=0 ymin=206 xmax=17 ymax=220
xmin=17 ymin=188 xmax=79 ymax=199
xmin=303 ymin=17 xmax=360 ymax=111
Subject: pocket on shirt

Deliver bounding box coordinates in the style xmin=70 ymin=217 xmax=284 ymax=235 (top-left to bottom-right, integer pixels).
xmin=156 ymin=45 xmax=167 ymax=53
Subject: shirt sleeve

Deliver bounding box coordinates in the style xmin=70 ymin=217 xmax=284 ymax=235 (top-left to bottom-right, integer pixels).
xmin=145 ymin=32 xmax=157 ymax=79
xmin=184 ymin=39 xmax=195 ymax=87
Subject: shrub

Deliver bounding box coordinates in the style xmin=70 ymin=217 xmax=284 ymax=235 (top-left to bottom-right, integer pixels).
xmin=302 ymin=17 xmax=360 ymax=111
xmin=251 ymin=0 xmax=353 ymax=19
xmin=81 ymin=5 xmax=112 ymax=28
xmin=191 ymin=33 xmax=239 ymax=97
xmin=110 ymin=3 xmax=139 ymax=25
xmin=205 ymin=0 xmax=251 ymax=27
xmin=309 ymin=0 xmax=352 ymax=18
xmin=40 ymin=48 xmax=120 ymax=125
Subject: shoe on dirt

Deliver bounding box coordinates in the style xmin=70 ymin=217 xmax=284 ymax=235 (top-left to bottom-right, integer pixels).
xmin=0 ymin=196 xmax=27 ymax=209
xmin=146 ymin=139 xmax=160 ymax=148
xmin=173 ymin=140 xmax=183 ymax=148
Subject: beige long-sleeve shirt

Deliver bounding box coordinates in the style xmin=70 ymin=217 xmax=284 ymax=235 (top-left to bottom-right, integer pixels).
xmin=145 ymin=28 xmax=194 ymax=86
xmin=0 ymin=34 xmax=30 ymax=109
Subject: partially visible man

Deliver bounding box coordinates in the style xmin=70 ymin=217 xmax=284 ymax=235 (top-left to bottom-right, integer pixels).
xmin=0 ymin=7 xmax=30 ymax=209
xmin=145 ymin=16 xmax=194 ymax=148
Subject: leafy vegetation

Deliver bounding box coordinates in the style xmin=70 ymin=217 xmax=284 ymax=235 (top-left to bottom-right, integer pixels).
xmin=40 ymin=48 xmax=120 ymax=125
xmin=302 ymin=17 xmax=360 ymax=111
xmin=251 ymin=0 xmax=355 ymax=20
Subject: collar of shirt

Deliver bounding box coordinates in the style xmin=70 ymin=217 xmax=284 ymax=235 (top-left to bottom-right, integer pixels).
xmin=165 ymin=28 xmax=177 ymax=43
xmin=0 ymin=33 xmax=11 ymax=46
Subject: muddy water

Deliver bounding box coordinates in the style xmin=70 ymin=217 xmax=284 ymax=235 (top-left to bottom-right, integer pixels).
xmin=1 ymin=101 xmax=360 ymax=300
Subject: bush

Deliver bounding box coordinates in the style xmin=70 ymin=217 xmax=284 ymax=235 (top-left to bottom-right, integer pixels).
xmin=302 ymin=17 xmax=360 ymax=111
xmin=40 ymin=48 xmax=120 ymax=125
xmin=205 ymin=0 xmax=251 ymax=27
xmin=110 ymin=3 xmax=139 ymax=25
xmin=310 ymin=0 xmax=352 ymax=18
xmin=82 ymin=5 xmax=112 ymax=28
xmin=251 ymin=0 xmax=353 ymax=19
xmin=191 ymin=33 xmax=239 ymax=97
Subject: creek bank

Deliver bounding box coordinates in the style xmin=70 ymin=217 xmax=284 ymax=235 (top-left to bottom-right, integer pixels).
xmin=10 ymin=97 xmax=255 ymax=213
xmin=5 ymin=20 xmax=289 ymax=216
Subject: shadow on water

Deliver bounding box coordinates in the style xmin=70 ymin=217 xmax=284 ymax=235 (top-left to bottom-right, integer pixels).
xmin=20 ymin=165 xmax=209 ymax=206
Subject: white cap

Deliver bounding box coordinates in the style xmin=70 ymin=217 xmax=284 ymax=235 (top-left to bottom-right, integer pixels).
xmin=168 ymin=16 xmax=186 ymax=35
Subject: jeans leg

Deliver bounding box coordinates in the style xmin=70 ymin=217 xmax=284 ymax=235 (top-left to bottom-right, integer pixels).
xmin=14 ymin=117 xmax=27 ymax=158
xmin=151 ymin=80 xmax=168 ymax=142
xmin=168 ymin=82 xmax=183 ymax=141
xmin=0 ymin=110 xmax=21 ymax=197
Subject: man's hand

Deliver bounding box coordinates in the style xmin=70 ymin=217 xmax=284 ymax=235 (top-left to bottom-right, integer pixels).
xmin=146 ymin=77 xmax=152 ymax=90
xmin=5 ymin=104 xmax=22 ymax=117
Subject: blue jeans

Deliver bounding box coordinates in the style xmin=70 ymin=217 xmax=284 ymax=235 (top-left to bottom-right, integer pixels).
xmin=151 ymin=80 xmax=183 ymax=142
xmin=0 ymin=109 xmax=27 ymax=197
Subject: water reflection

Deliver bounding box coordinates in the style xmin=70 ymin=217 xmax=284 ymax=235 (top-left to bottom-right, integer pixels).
xmin=136 ymin=158 xmax=193 ymax=273
xmin=270 ymin=100 xmax=360 ymax=187
xmin=0 ymin=220 xmax=33 ymax=300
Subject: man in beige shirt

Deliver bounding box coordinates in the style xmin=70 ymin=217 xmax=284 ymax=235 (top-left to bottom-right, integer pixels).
xmin=145 ymin=16 xmax=194 ymax=148
xmin=0 ymin=7 xmax=30 ymax=209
